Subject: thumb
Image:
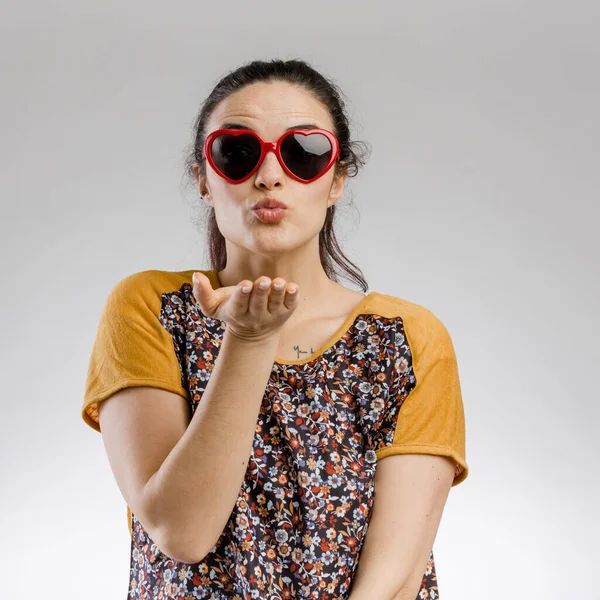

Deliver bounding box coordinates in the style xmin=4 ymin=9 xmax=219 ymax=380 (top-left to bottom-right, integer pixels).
xmin=192 ymin=271 xmax=211 ymax=303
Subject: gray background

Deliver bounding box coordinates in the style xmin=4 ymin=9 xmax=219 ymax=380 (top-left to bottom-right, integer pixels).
xmin=2 ymin=1 xmax=598 ymax=598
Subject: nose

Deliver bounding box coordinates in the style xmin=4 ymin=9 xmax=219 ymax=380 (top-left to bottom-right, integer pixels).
xmin=253 ymin=150 xmax=285 ymax=189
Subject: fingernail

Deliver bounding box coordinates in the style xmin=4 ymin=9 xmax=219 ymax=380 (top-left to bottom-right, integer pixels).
xmin=241 ymin=284 xmax=252 ymax=293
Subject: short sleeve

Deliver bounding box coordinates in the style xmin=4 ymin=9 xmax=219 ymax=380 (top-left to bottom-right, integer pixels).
xmin=81 ymin=271 xmax=189 ymax=433
xmin=374 ymin=308 xmax=469 ymax=487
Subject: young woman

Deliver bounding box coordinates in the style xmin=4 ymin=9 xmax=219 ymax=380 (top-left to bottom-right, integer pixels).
xmin=82 ymin=58 xmax=469 ymax=600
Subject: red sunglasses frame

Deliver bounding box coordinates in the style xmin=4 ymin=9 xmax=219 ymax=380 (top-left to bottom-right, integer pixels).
xmin=201 ymin=128 xmax=340 ymax=184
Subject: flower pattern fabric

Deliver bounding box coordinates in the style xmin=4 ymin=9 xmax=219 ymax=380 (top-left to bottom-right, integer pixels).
xmin=126 ymin=280 xmax=437 ymax=599
xmin=82 ymin=269 xmax=467 ymax=600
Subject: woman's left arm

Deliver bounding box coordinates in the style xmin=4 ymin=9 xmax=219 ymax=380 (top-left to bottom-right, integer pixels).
xmin=348 ymin=453 xmax=456 ymax=600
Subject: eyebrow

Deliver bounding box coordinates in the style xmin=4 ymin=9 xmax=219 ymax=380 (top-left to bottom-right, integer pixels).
xmin=219 ymin=122 xmax=321 ymax=132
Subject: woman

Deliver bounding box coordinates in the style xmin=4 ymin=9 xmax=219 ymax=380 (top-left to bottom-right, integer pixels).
xmin=82 ymin=58 xmax=469 ymax=600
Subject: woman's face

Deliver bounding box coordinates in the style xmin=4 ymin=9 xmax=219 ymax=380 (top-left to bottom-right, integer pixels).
xmin=195 ymin=81 xmax=347 ymax=256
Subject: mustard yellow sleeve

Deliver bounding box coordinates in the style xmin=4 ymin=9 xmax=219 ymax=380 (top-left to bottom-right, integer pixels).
xmin=81 ymin=270 xmax=189 ymax=433
xmin=374 ymin=308 xmax=469 ymax=487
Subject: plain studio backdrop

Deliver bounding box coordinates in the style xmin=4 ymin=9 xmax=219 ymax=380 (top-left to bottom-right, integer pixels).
xmin=1 ymin=1 xmax=598 ymax=599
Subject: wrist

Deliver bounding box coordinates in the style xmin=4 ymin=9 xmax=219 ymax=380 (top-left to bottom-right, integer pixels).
xmin=224 ymin=325 xmax=282 ymax=346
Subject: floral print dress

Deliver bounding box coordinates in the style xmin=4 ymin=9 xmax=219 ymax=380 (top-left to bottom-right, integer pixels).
xmin=82 ymin=269 xmax=468 ymax=599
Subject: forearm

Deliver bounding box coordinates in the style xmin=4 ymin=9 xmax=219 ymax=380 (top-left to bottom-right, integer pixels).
xmin=144 ymin=326 xmax=280 ymax=562
xmin=348 ymin=588 xmax=417 ymax=600
xmin=348 ymin=572 xmax=421 ymax=600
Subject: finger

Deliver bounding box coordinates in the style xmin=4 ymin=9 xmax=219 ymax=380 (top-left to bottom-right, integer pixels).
xmin=283 ymin=283 xmax=299 ymax=309
xmin=232 ymin=280 xmax=253 ymax=313
xmin=248 ymin=277 xmax=271 ymax=314
xmin=268 ymin=278 xmax=286 ymax=312
xmin=192 ymin=272 xmax=211 ymax=307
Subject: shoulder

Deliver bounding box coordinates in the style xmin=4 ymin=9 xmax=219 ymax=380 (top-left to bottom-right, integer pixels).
xmin=109 ymin=268 xmax=196 ymax=296
xmin=368 ymin=292 xmax=456 ymax=358
xmin=105 ymin=268 xmax=213 ymax=307
xmin=98 ymin=269 xmax=215 ymax=330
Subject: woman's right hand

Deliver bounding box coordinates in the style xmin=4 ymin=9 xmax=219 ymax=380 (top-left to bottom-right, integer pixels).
xmin=191 ymin=271 xmax=301 ymax=342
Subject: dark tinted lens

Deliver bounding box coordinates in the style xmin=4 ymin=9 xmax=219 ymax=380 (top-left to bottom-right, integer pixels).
xmin=211 ymin=133 xmax=262 ymax=180
xmin=280 ymin=133 xmax=333 ymax=180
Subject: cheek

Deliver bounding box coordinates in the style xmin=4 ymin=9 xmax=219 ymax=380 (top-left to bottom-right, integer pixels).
xmin=214 ymin=200 xmax=248 ymax=232
xmin=209 ymin=176 xmax=251 ymax=212
xmin=292 ymin=199 xmax=330 ymax=234
xmin=296 ymin=180 xmax=332 ymax=213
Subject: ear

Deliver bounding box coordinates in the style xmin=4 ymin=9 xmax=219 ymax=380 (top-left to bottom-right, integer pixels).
xmin=328 ymin=170 xmax=348 ymax=208
xmin=193 ymin=164 xmax=212 ymax=207
xmin=201 ymin=191 xmax=213 ymax=208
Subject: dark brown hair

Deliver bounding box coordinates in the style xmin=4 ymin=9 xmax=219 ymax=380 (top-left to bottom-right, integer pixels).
xmin=181 ymin=58 xmax=371 ymax=292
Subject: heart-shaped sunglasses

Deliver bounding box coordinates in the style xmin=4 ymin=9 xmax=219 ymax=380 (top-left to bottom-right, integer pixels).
xmin=201 ymin=128 xmax=340 ymax=184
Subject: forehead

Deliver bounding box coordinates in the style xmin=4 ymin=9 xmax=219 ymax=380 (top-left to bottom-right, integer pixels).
xmin=207 ymin=81 xmax=334 ymax=134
